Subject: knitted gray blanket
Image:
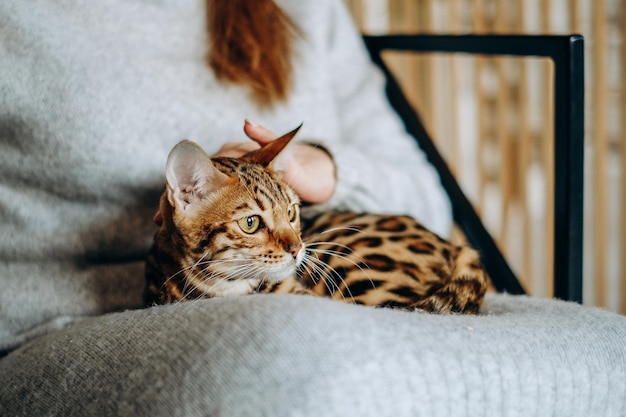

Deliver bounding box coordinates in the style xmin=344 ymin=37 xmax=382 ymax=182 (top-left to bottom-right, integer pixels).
xmin=1 ymin=293 xmax=625 ymax=416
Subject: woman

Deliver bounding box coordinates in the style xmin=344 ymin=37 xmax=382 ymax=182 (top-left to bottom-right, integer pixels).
xmin=0 ymin=0 xmax=451 ymax=413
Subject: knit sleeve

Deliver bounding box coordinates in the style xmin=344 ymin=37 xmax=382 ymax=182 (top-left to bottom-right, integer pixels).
xmin=305 ymin=0 xmax=452 ymax=238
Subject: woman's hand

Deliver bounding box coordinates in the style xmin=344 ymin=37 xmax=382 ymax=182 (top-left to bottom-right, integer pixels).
xmin=212 ymin=120 xmax=336 ymax=204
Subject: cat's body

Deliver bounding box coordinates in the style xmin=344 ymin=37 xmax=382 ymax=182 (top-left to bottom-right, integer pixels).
xmin=298 ymin=212 xmax=487 ymax=313
xmin=145 ymin=126 xmax=488 ymax=314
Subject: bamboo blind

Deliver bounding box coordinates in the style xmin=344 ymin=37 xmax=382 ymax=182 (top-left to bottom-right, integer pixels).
xmin=346 ymin=0 xmax=626 ymax=313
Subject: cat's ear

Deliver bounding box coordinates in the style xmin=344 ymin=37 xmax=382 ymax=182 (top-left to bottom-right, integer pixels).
xmin=165 ymin=140 xmax=230 ymax=212
xmin=241 ymin=123 xmax=302 ymax=168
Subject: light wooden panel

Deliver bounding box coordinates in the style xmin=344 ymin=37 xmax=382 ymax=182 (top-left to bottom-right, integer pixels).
xmin=619 ymin=2 xmax=626 ymax=314
xmin=593 ymin=0 xmax=608 ymax=306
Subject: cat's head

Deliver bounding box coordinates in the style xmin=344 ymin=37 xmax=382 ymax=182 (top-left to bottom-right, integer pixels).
xmin=155 ymin=125 xmax=305 ymax=297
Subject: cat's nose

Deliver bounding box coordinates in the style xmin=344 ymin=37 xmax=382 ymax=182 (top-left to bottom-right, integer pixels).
xmin=288 ymin=242 xmax=303 ymax=259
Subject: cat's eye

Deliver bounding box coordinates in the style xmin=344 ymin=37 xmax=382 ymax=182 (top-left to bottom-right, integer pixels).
xmin=287 ymin=204 xmax=299 ymax=222
xmin=238 ymin=215 xmax=261 ymax=234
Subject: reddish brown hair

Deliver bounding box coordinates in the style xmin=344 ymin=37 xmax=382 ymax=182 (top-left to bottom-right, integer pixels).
xmin=207 ymin=0 xmax=298 ymax=107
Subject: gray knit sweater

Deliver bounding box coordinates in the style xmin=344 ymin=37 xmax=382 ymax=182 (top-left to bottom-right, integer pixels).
xmin=0 ymin=0 xmax=451 ymax=350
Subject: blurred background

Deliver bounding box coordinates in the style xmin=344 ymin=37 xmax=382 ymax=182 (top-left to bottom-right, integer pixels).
xmin=344 ymin=0 xmax=625 ymax=314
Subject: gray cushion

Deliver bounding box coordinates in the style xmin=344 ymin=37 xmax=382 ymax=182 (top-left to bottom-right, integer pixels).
xmin=1 ymin=293 xmax=625 ymax=416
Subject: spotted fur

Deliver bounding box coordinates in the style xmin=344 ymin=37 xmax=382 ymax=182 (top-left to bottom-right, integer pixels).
xmin=299 ymin=212 xmax=487 ymax=313
xmin=145 ymin=126 xmax=488 ymax=314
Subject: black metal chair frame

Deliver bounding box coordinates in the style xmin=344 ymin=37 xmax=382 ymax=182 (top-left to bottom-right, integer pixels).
xmin=363 ymin=34 xmax=585 ymax=302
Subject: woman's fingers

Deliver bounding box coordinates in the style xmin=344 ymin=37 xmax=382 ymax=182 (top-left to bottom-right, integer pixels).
xmin=243 ymin=119 xmax=278 ymax=145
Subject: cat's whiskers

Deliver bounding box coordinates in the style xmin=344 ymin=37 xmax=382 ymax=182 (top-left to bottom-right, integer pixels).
xmin=167 ymin=257 xmax=247 ymax=298
xmin=300 ymin=254 xmax=341 ymax=297
xmin=304 ymin=226 xmax=364 ymax=240
xmin=297 ymin=252 xmax=324 ymax=284
xmin=301 ymin=252 xmax=357 ymax=303
xmin=301 ymin=239 xmax=378 ymax=301
xmin=305 ymin=241 xmax=374 ymax=281
xmin=181 ymin=253 xmax=214 ymax=297
xmin=296 ymin=256 xmax=317 ymax=283
xmin=185 ymin=262 xmax=258 ymax=299
xmin=199 ymin=259 xmax=257 ymax=282
xmin=161 ymin=253 xmax=211 ymax=294
xmin=306 ymin=246 xmax=374 ymax=286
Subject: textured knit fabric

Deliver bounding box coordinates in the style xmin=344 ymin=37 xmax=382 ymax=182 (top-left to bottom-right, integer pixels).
xmin=0 ymin=0 xmax=452 ymax=350
xmin=1 ymin=293 xmax=625 ymax=417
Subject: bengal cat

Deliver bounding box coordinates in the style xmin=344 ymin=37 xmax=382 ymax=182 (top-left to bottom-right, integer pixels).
xmin=144 ymin=125 xmax=488 ymax=314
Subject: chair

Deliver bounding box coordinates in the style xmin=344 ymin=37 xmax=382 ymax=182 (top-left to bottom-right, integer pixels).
xmin=364 ymin=34 xmax=585 ymax=302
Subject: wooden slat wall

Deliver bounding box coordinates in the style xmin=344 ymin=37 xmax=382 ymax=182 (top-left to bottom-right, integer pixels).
xmin=592 ymin=0 xmax=608 ymax=308
xmin=346 ymin=0 xmax=626 ymax=313
xmin=621 ymin=1 xmax=626 ymax=315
